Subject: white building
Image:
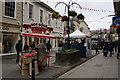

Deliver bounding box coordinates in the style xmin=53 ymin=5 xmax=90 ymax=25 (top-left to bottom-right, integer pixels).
xmin=0 ymin=1 xmax=22 ymax=54
xmin=74 ymin=20 xmax=90 ymax=35
xmin=22 ymin=1 xmax=64 ymax=49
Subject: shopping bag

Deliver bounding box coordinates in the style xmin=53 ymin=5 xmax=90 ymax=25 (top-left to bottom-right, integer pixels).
xmin=103 ymin=50 xmax=108 ymax=54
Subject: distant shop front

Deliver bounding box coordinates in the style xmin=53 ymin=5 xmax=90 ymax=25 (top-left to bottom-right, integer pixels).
xmin=0 ymin=24 xmax=20 ymax=53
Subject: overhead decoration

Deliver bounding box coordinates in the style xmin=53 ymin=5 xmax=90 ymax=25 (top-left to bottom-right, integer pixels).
xmin=81 ymin=7 xmax=114 ymax=13
xmin=77 ymin=13 xmax=85 ymax=20
xmin=61 ymin=16 xmax=68 ymax=22
xmin=52 ymin=11 xmax=60 ymax=19
xmin=69 ymin=11 xmax=77 ymax=17
xmin=44 ymin=0 xmax=114 ymax=13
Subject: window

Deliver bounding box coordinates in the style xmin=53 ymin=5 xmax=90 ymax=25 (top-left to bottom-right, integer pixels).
xmin=56 ymin=19 xmax=57 ymax=28
xmin=29 ymin=4 xmax=33 ymax=19
xmin=80 ymin=28 xmax=83 ymax=32
xmin=5 ymin=0 xmax=15 ymax=18
xmin=60 ymin=21 xmax=62 ymax=29
xmin=48 ymin=14 xmax=51 ymax=26
xmin=40 ymin=9 xmax=43 ymax=23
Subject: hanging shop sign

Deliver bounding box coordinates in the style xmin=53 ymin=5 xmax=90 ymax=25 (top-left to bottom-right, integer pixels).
xmin=23 ymin=23 xmax=53 ymax=34
xmin=31 ymin=23 xmax=47 ymax=27
xmin=112 ymin=16 xmax=120 ymax=28
xmin=31 ymin=27 xmax=47 ymax=34
xmin=23 ymin=23 xmax=47 ymax=29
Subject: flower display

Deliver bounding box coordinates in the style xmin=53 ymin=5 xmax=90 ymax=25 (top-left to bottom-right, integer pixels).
xmin=77 ymin=13 xmax=85 ymax=20
xmin=61 ymin=16 xmax=68 ymax=22
xmin=69 ymin=11 xmax=77 ymax=17
xmin=52 ymin=11 xmax=60 ymax=19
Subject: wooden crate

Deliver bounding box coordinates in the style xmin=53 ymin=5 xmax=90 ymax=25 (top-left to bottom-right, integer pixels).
xmin=21 ymin=69 xmax=29 ymax=75
xmin=21 ymin=63 xmax=29 ymax=69
xmin=22 ymin=57 xmax=32 ymax=64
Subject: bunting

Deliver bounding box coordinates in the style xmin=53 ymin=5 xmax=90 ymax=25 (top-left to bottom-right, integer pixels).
xmin=43 ymin=0 xmax=114 ymax=13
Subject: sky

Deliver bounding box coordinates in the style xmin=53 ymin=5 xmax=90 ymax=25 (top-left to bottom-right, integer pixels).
xmin=41 ymin=0 xmax=115 ymax=30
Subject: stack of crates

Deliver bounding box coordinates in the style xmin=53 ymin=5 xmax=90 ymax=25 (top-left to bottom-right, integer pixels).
xmin=21 ymin=57 xmax=32 ymax=75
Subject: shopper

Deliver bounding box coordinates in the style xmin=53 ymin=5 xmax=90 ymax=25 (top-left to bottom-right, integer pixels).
xmin=103 ymin=42 xmax=109 ymax=57
xmin=58 ymin=41 xmax=63 ymax=51
xmin=23 ymin=42 xmax=29 ymax=51
xmin=117 ymin=40 xmax=120 ymax=59
xmin=36 ymin=40 xmax=46 ymax=60
xmin=94 ymin=42 xmax=99 ymax=54
xmin=108 ymin=41 xmax=114 ymax=57
xmin=46 ymin=41 xmax=52 ymax=52
xmin=30 ymin=41 xmax=35 ymax=50
xmin=15 ymin=40 xmax=22 ymax=63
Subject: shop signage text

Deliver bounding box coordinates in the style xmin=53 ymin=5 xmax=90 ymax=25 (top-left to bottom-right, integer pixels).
xmin=0 ymin=26 xmax=9 ymax=31
xmin=31 ymin=23 xmax=47 ymax=27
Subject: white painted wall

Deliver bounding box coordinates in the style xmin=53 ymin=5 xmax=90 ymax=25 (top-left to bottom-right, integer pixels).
xmin=23 ymin=1 xmax=64 ymax=48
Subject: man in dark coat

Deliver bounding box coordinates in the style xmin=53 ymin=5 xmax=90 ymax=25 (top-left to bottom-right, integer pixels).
xmin=46 ymin=41 xmax=52 ymax=52
xmin=16 ymin=40 xmax=22 ymax=63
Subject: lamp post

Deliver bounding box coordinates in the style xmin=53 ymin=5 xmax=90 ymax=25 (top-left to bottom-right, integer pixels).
xmin=55 ymin=1 xmax=82 ymax=50
xmin=21 ymin=0 xmax=23 ymax=47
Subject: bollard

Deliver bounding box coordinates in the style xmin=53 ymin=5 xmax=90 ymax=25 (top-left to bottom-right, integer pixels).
xmin=32 ymin=59 xmax=35 ymax=80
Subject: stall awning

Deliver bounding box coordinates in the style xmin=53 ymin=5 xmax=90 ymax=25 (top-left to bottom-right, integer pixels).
xmin=21 ymin=32 xmax=56 ymax=39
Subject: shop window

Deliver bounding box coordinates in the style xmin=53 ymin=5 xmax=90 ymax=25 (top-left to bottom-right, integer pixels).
xmin=48 ymin=14 xmax=51 ymax=26
xmin=40 ymin=9 xmax=43 ymax=23
xmin=56 ymin=19 xmax=57 ymax=28
xmin=29 ymin=4 xmax=33 ymax=19
xmin=5 ymin=0 xmax=15 ymax=18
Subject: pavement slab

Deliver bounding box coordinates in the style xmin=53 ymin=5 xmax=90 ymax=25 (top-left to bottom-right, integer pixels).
xmin=58 ymin=53 xmax=118 ymax=78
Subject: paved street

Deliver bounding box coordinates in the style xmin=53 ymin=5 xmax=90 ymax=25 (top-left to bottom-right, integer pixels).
xmin=1 ymin=50 xmax=119 ymax=79
xmin=58 ymin=52 xmax=118 ymax=78
xmin=1 ymin=49 xmax=96 ymax=79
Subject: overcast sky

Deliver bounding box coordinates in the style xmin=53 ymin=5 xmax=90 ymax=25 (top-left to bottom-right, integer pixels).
xmin=41 ymin=0 xmax=115 ymax=30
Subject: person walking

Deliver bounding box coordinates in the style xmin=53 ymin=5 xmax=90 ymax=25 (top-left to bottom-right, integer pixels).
xmin=103 ymin=42 xmax=109 ymax=57
xmin=46 ymin=41 xmax=52 ymax=52
xmin=114 ymin=40 xmax=118 ymax=53
xmin=36 ymin=40 xmax=46 ymax=60
xmin=108 ymin=41 xmax=114 ymax=57
xmin=94 ymin=42 xmax=99 ymax=54
xmin=58 ymin=41 xmax=63 ymax=51
xmin=30 ymin=41 xmax=35 ymax=50
xmin=117 ymin=40 xmax=120 ymax=59
xmin=15 ymin=40 xmax=22 ymax=63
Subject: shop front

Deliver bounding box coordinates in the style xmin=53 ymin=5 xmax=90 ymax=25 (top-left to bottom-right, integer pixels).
xmin=22 ymin=23 xmax=55 ymax=48
xmin=51 ymin=31 xmax=64 ymax=48
xmin=0 ymin=25 xmax=20 ymax=54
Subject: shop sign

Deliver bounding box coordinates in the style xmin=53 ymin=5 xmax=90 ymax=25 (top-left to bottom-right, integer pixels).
xmin=112 ymin=16 xmax=120 ymax=27
xmin=0 ymin=26 xmax=9 ymax=31
xmin=31 ymin=23 xmax=47 ymax=27
xmin=24 ymin=23 xmax=53 ymax=34
xmin=31 ymin=27 xmax=47 ymax=34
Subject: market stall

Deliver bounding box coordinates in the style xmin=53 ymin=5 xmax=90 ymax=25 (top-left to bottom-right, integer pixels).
xmin=64 ymin=30 xmax=86 ymax=38
xmin=19 ymin=32 xmax=56 ymax=75
xmin=64 ymin=30 xmax=92 ymax=58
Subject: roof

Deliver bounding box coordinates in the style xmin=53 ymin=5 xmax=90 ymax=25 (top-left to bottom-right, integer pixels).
xmin=37 ymin=2 xmax=55 ymax=12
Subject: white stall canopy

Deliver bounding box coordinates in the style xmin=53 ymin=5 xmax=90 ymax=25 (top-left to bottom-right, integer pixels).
xmin=65 ymin=30 xmax=87 ymax=38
